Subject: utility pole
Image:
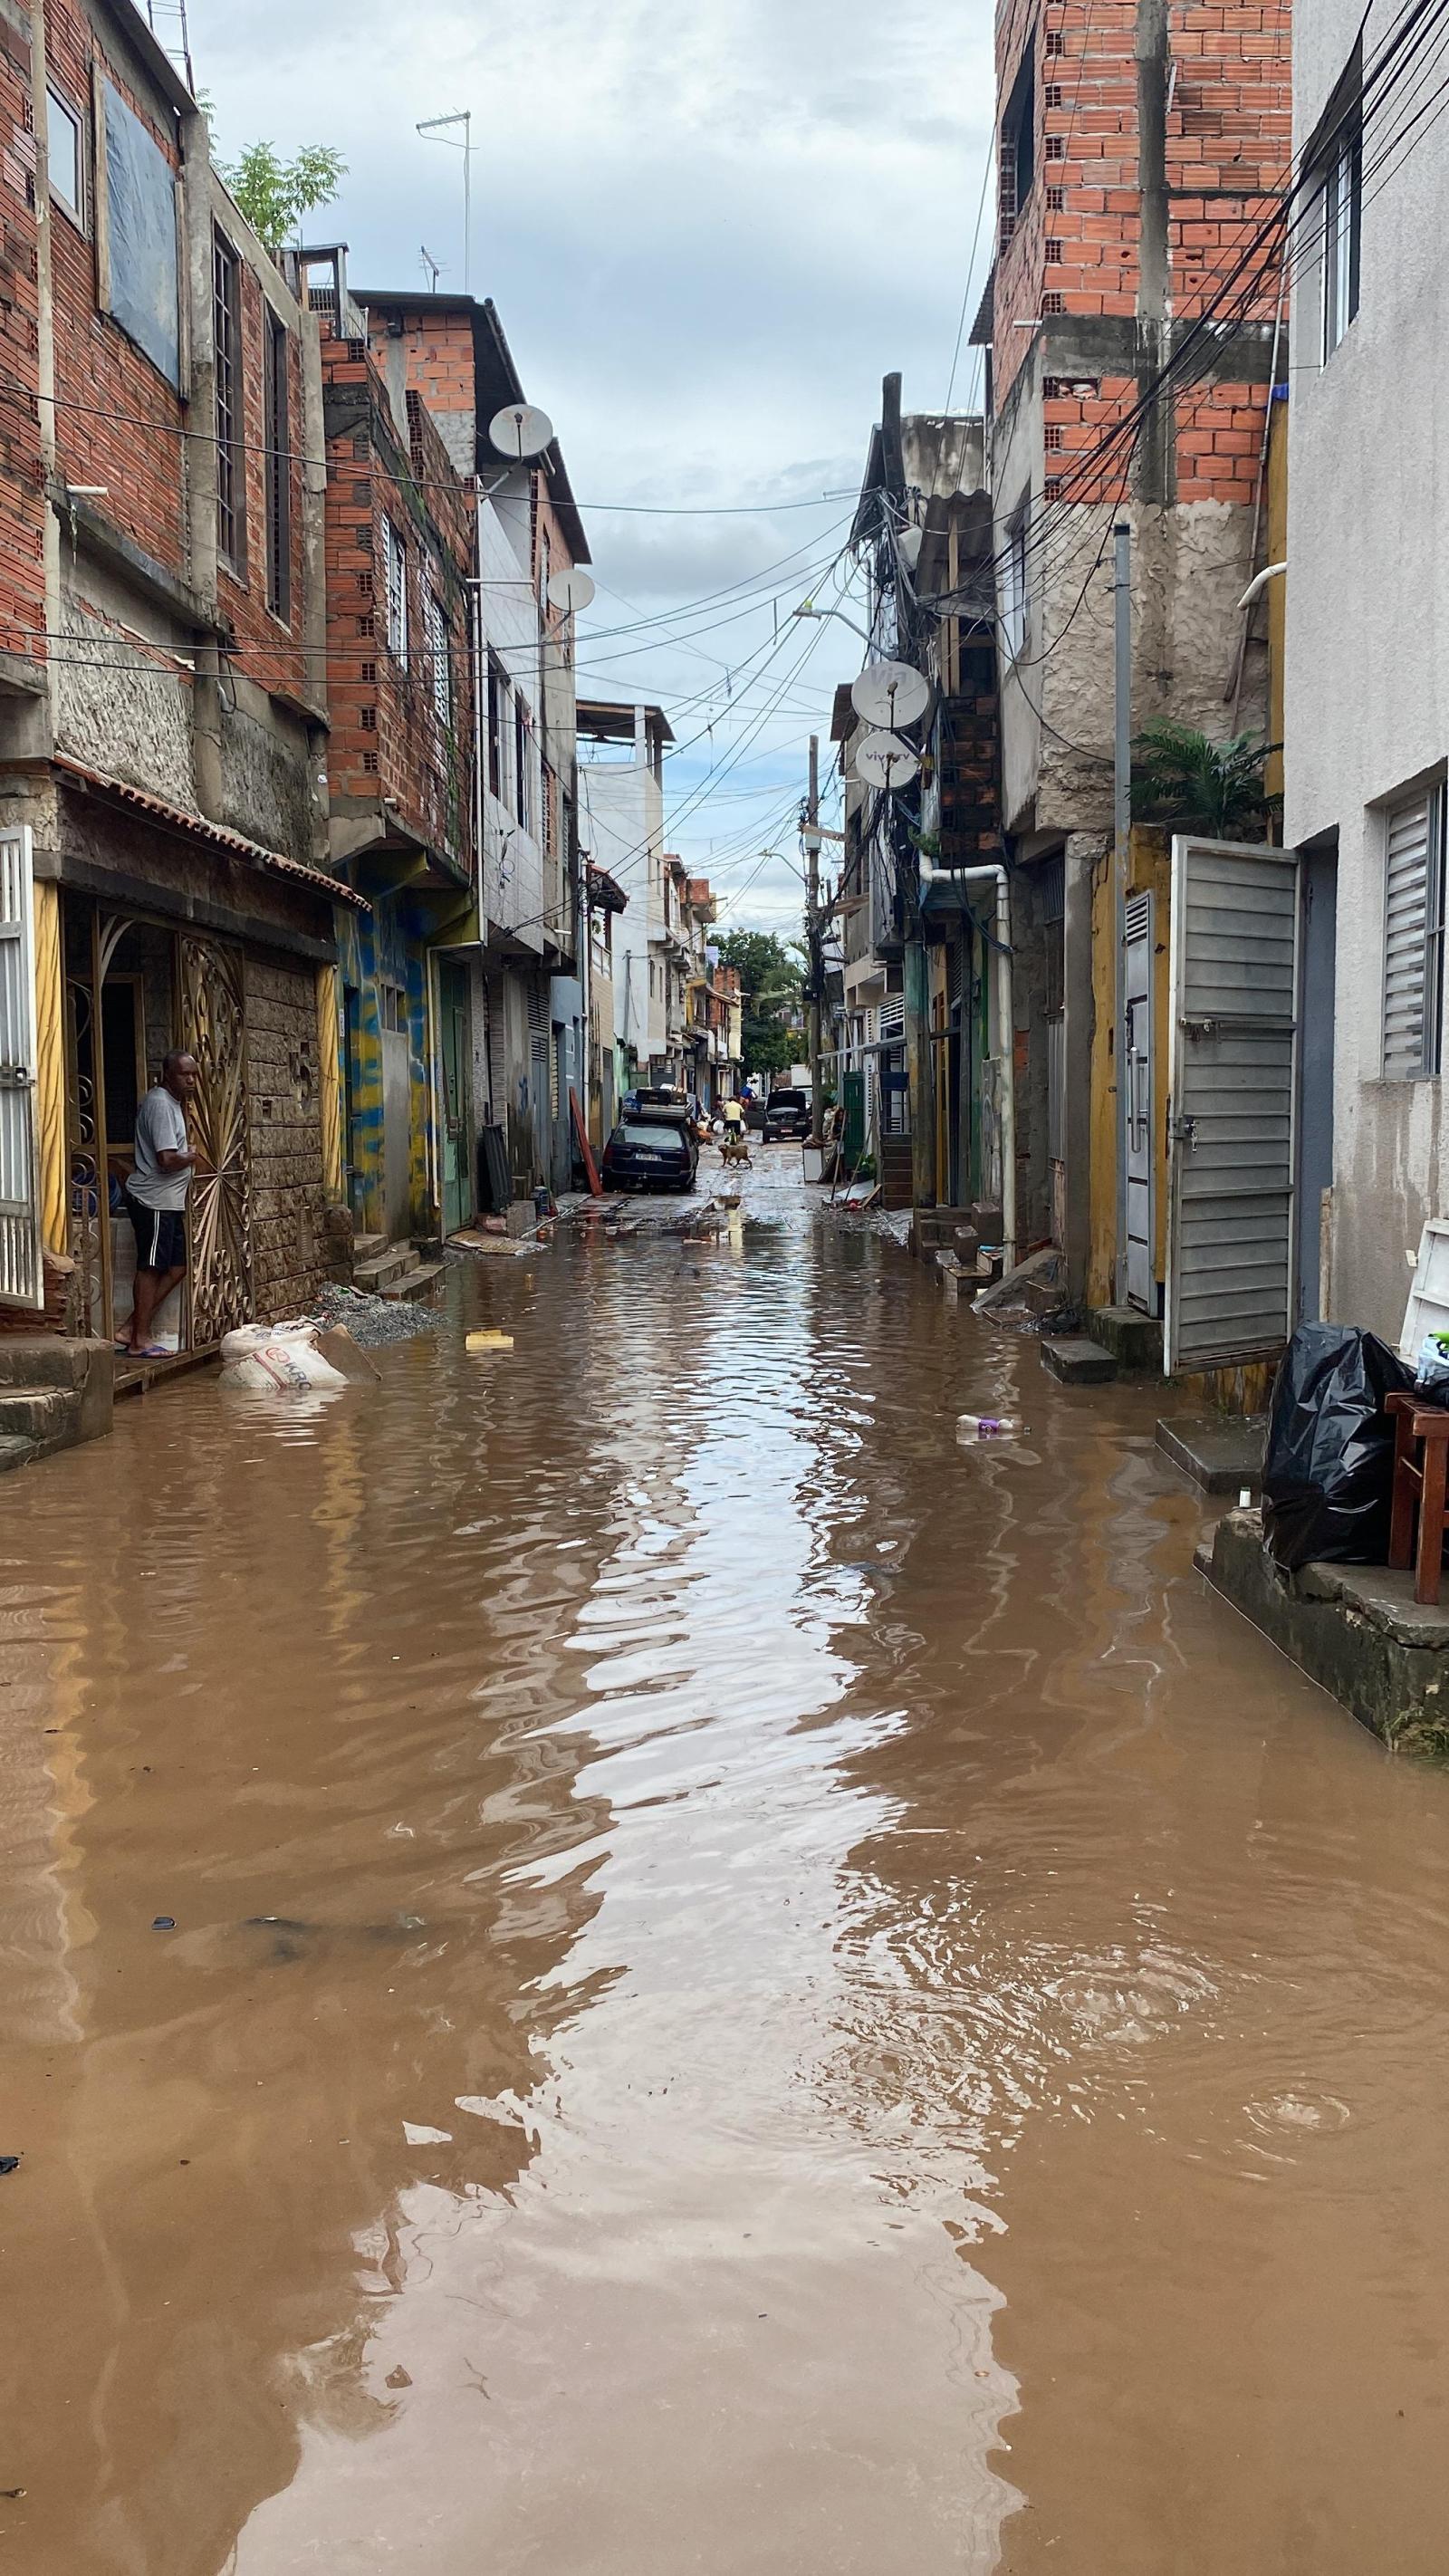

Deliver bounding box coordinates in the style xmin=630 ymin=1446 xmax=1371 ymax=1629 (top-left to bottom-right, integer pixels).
xmin=807 ymin=734 xmax=824 ymax=1146
xmin=1113 ymin=516 xmax=1132 ymax=1305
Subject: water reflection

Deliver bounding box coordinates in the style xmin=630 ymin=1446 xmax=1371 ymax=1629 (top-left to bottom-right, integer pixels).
xmin=4 ymin=1179 xmax=1449 ymax=2573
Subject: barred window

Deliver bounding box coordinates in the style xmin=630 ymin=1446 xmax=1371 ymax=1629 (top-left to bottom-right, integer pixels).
xmin=213 ymin=227 xmax=244 ymax=570
xmin=263 ymin=309 xmax=291 ymax=622
xmin=999 ymin=39 xmax=1035 ymax=249
xmin=384 ymin=518 xmax=408 ymax=662
xmin=425 ymin=592 xmax=451 ymax=732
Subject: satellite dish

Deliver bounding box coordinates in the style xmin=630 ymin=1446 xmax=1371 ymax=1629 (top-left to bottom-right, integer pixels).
xmin=850 ymin=659 xmax=931 ymax=732
xmin=897 ymin=524 xmax=925 ymax=573
xmin=548 ymin=566 xmax=596 ymax=617
xmin=488 ymin=403 xmax=555 ymax=462
xmin=855 ymin=729 xmax=921 ymax=793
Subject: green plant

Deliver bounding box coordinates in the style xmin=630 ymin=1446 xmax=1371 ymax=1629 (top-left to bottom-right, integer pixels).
xmin=1130 ymin=720 xmax=1274 ymax=841
xmin=218 ymin=141 xmax=348 ymax=254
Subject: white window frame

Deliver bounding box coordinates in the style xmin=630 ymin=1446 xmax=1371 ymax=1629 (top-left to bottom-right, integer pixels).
xmin=425 ymin=591 xmax=451 ymax=732
xmin=46 ymin=83 xmax=84 ymax=228
xmin=384 ymin=517 xmax=408 ymax=663
xmin=1382 ymin=782 xmax=1448 ymax=1081
xmin=1320 ymin=123 xmax=1360 ymax=360
xmin=1002 ymin=498 xmax=1030 ymax=660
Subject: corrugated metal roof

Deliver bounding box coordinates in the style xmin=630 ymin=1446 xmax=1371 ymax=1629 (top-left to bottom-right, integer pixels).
xmin=53 ymin=757 xmax=369 ymax=909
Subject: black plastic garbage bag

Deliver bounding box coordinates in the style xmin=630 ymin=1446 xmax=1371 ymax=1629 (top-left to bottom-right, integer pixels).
xmin=1262 ymin=1323 xmax=1415 ymax=1572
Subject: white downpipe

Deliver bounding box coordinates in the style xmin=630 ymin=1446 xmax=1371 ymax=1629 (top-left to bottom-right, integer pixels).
xmin=919 ymin=861 xmax=1016 ymax=1273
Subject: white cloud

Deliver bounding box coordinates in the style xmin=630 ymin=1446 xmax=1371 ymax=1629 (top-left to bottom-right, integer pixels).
xmin=191 ymin=0 xmax=992 ymax=925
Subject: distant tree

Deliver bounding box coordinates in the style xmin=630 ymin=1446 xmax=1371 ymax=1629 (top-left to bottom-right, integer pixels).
xmin=218 ymin=141 xmax=348 ymax=255
xmin=1130 ymin=721 xmax=1274 ymax=841
xmin=715 ymin=928 xmax=803 ymax=1077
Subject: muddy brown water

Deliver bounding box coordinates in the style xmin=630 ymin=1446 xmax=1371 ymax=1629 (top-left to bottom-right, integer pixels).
xmin=4 ymin=1164 xmax=1449 ymax=2572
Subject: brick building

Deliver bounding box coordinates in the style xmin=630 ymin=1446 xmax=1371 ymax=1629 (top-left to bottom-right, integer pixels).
xmin=833 ymin=389 xmax=1003 ymax=1216
xmin=975 ymin=0 xmax=1291 ymax=1305
xmin=310 ymin=275 xmax=476 ymax=1249
xmin=359 ymin=289 xmax=592 ymax=1203
xmin=0 ymin=0 xmax=358 ymax=1354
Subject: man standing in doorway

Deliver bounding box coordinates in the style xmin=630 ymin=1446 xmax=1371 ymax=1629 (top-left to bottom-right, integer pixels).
xmin=121 ymin=1052 xmax=200 ymax=1357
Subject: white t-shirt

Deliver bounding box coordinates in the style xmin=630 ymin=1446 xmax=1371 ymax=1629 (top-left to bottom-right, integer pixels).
xmin=130 ymin=1085 xmax=191 ymax=1210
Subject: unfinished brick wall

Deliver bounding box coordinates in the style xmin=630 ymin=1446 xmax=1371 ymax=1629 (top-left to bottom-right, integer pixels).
xmin=993 ymin=0 xmax=1291 ymax=488
xmin=215 ymin=235 xmax=312 ymax=712
xmin=321 ymin=331 xmax=475 ymax=875
xmin=0 ymin=11 xmax=43 ymax=665
xmin=44 ymin=0 xmax=189 ymax=581
xmin=245 ymin=950 xmax=326 ymax=1318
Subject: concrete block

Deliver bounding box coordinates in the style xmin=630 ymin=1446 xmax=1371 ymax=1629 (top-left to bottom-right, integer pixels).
xmin=1041 ymin=1335 xmax=1118 ymax=1385
xmin=1157 ymin=1412 xmax=1267 ymax=1494
xmin=0 ymin=1388 xmax=74 ymax=1444
xmin=1089 ymin=1303 xmax=1164 ymax=1371
xmin=1198 ymin=1509 xmax=1449 ymax=1755
xmin=0 ymin=1433 xmax=34 ymax=1474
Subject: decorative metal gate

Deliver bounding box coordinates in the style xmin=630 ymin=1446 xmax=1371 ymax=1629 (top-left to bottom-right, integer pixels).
xmin=178 ymin=937 xmax=251 ymax=1347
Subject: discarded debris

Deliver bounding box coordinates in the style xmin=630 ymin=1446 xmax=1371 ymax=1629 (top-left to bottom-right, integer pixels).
xmin=466 ymin=1330 xmax=514 ymax=1353
xmin=0 ymin=2157 xmax=19 ymax=2176
xmin=311 ymin=1282 xmax=442 ymax=1348
xmin=152 ymin=1915 xmax=176 ymax=1930
xmin=957 ymin=1414 xmax=1022 ymax=1441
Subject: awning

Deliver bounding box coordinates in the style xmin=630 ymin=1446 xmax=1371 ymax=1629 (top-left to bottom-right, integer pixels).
xmin=53 ymin=755 xmax=370 ymax=909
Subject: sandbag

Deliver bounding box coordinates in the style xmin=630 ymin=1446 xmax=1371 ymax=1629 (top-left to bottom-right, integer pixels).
xmin=218 ymin=1321 xmax=347 ymax=1394
xmin=1262 ymin=1323 xmax=1415 ymax=1572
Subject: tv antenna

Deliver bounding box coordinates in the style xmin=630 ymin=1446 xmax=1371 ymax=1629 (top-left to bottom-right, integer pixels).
xmin=548 ymin=567 xmax=596 ymax=616
xmin=488 ymin=404 xmax=554 ymax=463
xmin=417 ymin=111 xmax=473 ymax=292
xmin=855 ymin=729 xmax=921 ymax=793
xmin=419 ymin=245 xmax=442 ymax=292
xmin=850 ymin=660 xmax=931 ymax=732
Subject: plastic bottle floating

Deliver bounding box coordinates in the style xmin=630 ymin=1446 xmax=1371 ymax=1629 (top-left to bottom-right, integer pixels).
xmin=956 ymin=1413 xmax=1022 ymax=1441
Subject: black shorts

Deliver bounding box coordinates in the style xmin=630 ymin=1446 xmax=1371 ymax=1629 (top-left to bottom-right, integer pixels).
xmin=126 ymin=1194 xmax=187 ymax=1274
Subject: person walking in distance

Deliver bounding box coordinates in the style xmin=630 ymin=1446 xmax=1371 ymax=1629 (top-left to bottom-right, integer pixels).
xmin=121 ymin=1052 xmax=201 ymax=1357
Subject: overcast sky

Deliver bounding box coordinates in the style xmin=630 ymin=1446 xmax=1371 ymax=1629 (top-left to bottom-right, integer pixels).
xmin=189 ymin=0 xmax=993 ymax=935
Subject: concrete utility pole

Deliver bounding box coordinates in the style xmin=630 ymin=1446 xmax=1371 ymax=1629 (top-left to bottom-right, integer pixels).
xmin=1113 ymin=516 xmax=1132 ymax=1305
xmin=807 ymin=734 xmax=824 ymax=1146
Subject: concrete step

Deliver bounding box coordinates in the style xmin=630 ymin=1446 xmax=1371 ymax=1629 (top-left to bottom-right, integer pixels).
xmin=0 ymin=1432 xmax=35 ymax=1474
xmin=0 ymin=1387 xmax=76 ymax=1445
xmin=355 ymin=1244 xmax=421 ymax=1293
xmin=351 ymin=1232 xmax=390 ymax=1264
xmin=1089 ymin=1303 xmax=1164 ymax=1372
xmin=1041 ymin=1335 xmax=1118 ymax=1386
xmin=1157 ymin=1412 xmax=1268 ymax=1495
xmin=379 ymin=1258 xmax=446 ymax=1302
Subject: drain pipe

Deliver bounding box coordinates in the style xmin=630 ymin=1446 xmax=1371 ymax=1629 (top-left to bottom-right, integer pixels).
xmin=919 ymin=861 xmax=1016 ymax=1272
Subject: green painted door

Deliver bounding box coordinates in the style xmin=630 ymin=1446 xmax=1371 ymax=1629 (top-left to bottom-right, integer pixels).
xmin=438 ymin=960 xmax=472 ymax=1238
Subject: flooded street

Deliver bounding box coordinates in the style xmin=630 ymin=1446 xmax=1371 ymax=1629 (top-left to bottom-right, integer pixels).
xmin=5 ymin=1158 xmax=1449 ymax=2573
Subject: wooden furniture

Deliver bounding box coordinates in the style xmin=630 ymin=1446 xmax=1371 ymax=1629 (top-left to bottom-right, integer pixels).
xmin=1387 ymin=1391 xmax=1449 ymax=1604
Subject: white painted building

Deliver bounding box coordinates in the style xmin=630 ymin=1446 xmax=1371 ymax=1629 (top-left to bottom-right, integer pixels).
xmin=577 ymin=701 xmax=672 ymax=1082
xmin=1283 ymin=1 xmax=1449 ymax=1342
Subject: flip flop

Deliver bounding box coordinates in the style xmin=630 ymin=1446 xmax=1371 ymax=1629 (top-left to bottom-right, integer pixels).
xmin=133 ymin=1344 xmax=171 ymax=1360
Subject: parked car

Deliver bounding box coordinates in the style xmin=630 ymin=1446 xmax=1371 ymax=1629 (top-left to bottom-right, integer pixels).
xmin=763 ymin=1088 xmax=812 ymax=1142
xmin=602 ymin=1105 xmax=700 ymax=1193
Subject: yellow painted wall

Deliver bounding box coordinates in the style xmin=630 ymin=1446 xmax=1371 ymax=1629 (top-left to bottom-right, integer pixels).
xmin=33 ymin=880 xmax=66 ymax=1257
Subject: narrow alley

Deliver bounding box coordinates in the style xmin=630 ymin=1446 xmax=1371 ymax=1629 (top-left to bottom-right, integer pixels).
xmin=5 ymin=1163 xmax=1448 ymax=2573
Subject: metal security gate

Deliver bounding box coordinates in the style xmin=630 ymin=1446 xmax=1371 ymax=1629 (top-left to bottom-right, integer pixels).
xmin=178 ymin=936 xmax=251 ymax=1348
xmin=1165 ymin=836 xmax=1300 ymax=1374
xmin=0 ymin=829 xmax=43 ymax=1309
xmin=1123 ymin=891 xmax=1155 ymax=1313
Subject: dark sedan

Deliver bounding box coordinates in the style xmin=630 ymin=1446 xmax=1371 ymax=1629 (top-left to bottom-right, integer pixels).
xmin=763 ymin=1088 xmax=812 ymax=1142
xmin=602 ymin=1108 xmax=700 ymax=1193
